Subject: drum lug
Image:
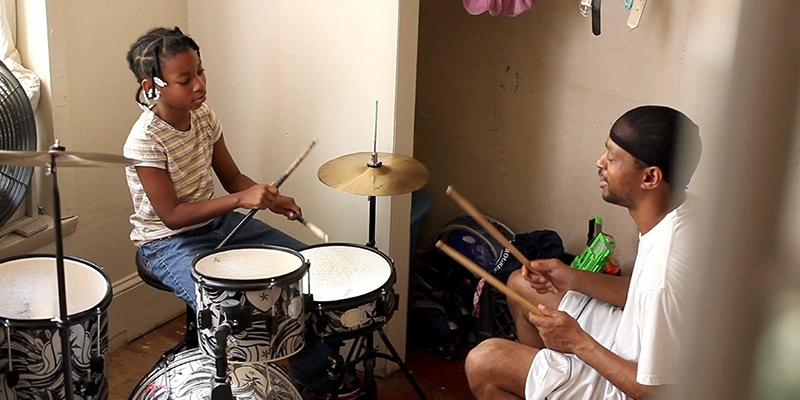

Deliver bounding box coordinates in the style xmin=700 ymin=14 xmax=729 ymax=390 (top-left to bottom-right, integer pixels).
xmin=90 ymin=354 xmax=105 ymax=374
xmin=303 ymin=294 xmax=315 ymax=312
xmin=198 ymin=309 xmax=213 ymax=330
xmin=220 ymin=299 xmax=252 ymax=333
xmin=5 ymin=370 xmax=19 ymax=388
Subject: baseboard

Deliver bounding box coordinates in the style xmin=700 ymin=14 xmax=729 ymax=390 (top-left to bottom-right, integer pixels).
xmin=107 ymin=273 xmax=185 ymax=353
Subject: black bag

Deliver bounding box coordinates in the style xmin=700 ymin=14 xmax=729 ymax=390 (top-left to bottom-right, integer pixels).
xmin=490 ymin=229 xmax=569 ymax=283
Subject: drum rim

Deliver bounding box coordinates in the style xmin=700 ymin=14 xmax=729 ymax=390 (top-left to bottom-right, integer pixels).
xmin=299 ymin=241 xmax=393 ymax=261
xmin=191 ymin=244 xmax=309 ymax=288
xmin=0 ymin=253 xmax=112 ymax=326
xmin=300 ymin=241 xmax=395 ymax=304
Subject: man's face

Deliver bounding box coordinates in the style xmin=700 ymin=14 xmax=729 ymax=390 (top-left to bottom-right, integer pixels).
xmin=595 ymin=137 xmax=645 ymax=208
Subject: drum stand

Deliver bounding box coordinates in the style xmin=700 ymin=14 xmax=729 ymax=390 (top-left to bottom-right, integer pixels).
xmin=30 ymin=142 xmax=110 ymax=399
xmin=322 ymin=324 xmax=426 ymax=400
xmin=207 ymin=299 xmax=251 ymax=400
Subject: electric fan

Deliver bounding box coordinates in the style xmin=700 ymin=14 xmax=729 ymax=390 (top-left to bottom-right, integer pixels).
xmin=0 ymin=59 xmax=36 ymax=228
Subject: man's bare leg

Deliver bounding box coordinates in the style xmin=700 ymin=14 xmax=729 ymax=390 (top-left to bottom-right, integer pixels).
xmin=506 ymin=268 xmax=563 ymax=348
xmin=465 ymin=338 xmax=538 ymax=400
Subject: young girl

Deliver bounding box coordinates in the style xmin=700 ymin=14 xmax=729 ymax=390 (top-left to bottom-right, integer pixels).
xmin=123 ymin=27 xmax=361 ymax=399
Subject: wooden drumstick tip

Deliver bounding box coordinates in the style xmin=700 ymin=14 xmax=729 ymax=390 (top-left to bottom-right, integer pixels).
xmin=306 ymin=222 xmax=329 ymax=243
xmin=300 ymin=217 xmax=329 ymax=242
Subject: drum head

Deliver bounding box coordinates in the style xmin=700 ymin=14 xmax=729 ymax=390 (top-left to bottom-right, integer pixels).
xmin=0 ymin=256 xmax=110 ymax=321
xmin=194 ymin=246 xmax=305 ymax=282
xmin=301 ymin=243 xmax=393 ymax=302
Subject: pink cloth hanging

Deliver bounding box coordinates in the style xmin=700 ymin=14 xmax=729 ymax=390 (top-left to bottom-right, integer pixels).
xmin=463 ymin=0 xmax=536 ymax=17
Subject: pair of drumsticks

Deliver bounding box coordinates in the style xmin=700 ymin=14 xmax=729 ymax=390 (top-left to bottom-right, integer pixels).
xmin=217 ymin=139 xmax=329 ymax=249
xmin=440 ymin=186 xmax=556 ymax=317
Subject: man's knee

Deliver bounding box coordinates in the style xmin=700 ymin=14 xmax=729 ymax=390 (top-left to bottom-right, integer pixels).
xmin=465 ymin=338 xmax=506 ymax=378
xmin=506 ymin=269 xmax=530 ymax=314
xmin=507 ymin=269 xmax=527 ymax=293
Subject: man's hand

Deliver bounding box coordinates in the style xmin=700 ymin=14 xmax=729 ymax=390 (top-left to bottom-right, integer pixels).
xmin=527 ymin=304 xmax=589 ymax=354
xmin=524 ymin=258 xmax=576 ymax=294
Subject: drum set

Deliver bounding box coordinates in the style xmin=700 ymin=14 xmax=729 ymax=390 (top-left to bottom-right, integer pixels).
xmin=0 ymin=138 xmax=430 ymax=400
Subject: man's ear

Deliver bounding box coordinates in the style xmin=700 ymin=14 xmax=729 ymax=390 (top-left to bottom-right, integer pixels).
xmin=641 ymin=166 xmax=663 ymax=190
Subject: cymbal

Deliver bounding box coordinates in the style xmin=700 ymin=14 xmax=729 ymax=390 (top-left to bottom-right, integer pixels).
xmin=0 ymin=149 xmax=138 ymax=168
xmin=318 ymin=152 xmax=429 ymax=196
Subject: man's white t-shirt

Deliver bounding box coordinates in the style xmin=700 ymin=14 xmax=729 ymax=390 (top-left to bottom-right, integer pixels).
xmin=525 ymin=196 xmax=697 ymax=399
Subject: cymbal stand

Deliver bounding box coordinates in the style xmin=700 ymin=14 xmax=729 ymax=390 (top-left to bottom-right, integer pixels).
xmin=349 ymin=101 xmax=425 ymax=398
xmin=356 ymin=200 xmax=426 ymax=399
xmin=366 ymin=100 xmax=381 ymax=248
xmin=47 ymin=140 xmax=75 ymax=400
xmin=367 ymin=194 xmax=377 ymax=248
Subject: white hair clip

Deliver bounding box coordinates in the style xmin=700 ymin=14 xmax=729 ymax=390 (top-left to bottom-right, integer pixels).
xmin=153 ymin=76 xmax=167 ymax=87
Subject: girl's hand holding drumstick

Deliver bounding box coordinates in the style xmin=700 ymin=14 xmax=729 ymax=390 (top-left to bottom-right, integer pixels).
xmin=445 ymin=185 xmax=559 ymax=294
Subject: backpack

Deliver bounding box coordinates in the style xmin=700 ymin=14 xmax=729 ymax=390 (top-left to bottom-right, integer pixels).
xmin=434 ymin=215 xmax=515 ymax=276
xmin=490 ymin=229 xmax=569 ymax=283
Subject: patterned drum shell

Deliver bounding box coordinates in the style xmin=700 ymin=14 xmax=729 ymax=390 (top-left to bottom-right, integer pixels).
xmin=192 ymin=245 xmax=308 ymax=363
xmin=300 ymin=243 xmax=396 ymax=342
xmin=128 ymin=348 xmax=302 ymax=399
xmin=0 ymin=254 xmax=111 ymax=400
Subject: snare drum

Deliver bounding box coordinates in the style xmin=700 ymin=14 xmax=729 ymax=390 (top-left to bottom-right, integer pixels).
xmin=300 ymin=243 xmax=397 ymax=342
xmin=128 ymin=348 xmax=302 ymax=399
xmin=192 ymin=245 xmax=308 ymax=363
xmin=0 ymin=254 xmax=111 ymax=399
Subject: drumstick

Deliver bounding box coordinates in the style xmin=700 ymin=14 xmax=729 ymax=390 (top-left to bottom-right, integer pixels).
xmin=436 ymin=240 xmax=543 ymax=316
xmin=445 ymin=185 xmax=558 ymax=294
xmin=217 ymin=139 xmax=318 ymax=249
xmin=296 ymin=215 xmax=329 ymax=242
xmin=275 ymin=138 xmax=318 ymax=187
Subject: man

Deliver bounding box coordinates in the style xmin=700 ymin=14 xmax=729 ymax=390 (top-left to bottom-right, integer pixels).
xmin=465 ymin=105 xmax=702 ymax=399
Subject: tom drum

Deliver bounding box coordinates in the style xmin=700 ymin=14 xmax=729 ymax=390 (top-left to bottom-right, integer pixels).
xmin=192 ymin=245 xmax=308 ymax=363
xmin=300 ymin=243 xmax=396 ymax=342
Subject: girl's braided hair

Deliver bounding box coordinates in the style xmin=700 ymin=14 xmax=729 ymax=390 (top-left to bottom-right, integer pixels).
xmin=126 ymin=27 xmax=200 ymax=108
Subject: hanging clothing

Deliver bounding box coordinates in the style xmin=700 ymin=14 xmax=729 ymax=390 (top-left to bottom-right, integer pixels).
xmin=463 ymin=0 xmax=536 ymax=17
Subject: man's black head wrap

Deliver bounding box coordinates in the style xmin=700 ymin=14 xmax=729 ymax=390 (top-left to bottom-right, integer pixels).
xmin=609 ymin=105 xmax=702 ymax=189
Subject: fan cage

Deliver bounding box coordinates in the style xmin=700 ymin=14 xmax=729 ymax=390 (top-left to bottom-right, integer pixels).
xmin=0 ymin=60 xmax=36 ymax=229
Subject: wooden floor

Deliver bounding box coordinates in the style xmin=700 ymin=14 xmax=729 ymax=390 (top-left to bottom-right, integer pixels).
xmin=108 ymin=315 xmax=474 ymax=399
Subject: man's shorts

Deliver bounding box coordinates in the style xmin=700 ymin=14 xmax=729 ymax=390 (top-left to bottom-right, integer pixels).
xmin=524 ymin=290 xmax=629 ymax=400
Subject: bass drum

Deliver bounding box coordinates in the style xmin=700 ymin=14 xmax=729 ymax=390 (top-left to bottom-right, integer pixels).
xmin=128 ymin=348 xmax=302 ymax=400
